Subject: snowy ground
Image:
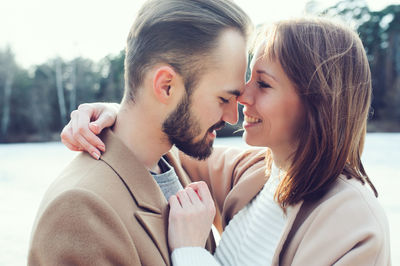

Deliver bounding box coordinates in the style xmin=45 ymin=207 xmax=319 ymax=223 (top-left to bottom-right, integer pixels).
xmin=0 ymin=133 xmax=399 ymax=265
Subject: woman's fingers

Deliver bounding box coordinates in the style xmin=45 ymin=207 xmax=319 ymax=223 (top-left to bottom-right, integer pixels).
xmin=60 ymin=121 xmax=83 ymax=150
xmin=79 ymin=102 xmax=117 ymax=135
xmin=175 ymin=187 xmax=204 ymax=209
xmin=187 ymin=181 xmax=214 ymax=208
xmin=75 ymin=103 xmax=117 ymax=152
xmin=69 ymin=110 xmax=100 ymax=159
xmin=60 ymin=102 xmax=119 ymax=157
xmin=61 ymin=137 xmax=82 ymax=151
xmin=168 ymin=195 xmax=180 ymax=211
xmin=89 ymin=111 xmax=116 ymax=135
xmin=185 ymin=187 xmax=202 ymax=205
xmin=77 ymin=109 xmax=105 ymax=150
xmin=176 ymin=189 xmax=192 ymax=208
xmin=75 ymin=134 xmax=101 ymax=159
xmin=167 ymin=183 xmax=216 ymax=251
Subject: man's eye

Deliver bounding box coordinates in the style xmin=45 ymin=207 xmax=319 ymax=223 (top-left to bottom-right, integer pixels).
xmin=257 ymin=81 xmax=271 ymax=88
xmin=219 ymin=97 xmax=229 ymax=104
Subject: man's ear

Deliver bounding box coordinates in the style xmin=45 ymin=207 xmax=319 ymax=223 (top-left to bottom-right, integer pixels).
xmin=153 ymin=66 xmax=180 ymax=104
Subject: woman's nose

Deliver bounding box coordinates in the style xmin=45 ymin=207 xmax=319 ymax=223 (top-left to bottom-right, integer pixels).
xmin=237 ymin=82 xmax=253 ymax=106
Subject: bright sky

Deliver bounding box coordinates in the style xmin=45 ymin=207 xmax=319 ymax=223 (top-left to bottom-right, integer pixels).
xmin=1 ymin=0 xmax=398 ymax=67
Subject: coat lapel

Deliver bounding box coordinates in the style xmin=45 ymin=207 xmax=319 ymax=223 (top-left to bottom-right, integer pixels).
xmin=220 ymin=161 xmax=304 ymax=266
xmin=135 ymin=211 xmax=170 ymax=265
xmin=271 ymin=201 xmax=303 ymax=265
xmin=221 ymin=165 xmax=268 ymax=228
xmin=99 ymin=129 xmax=170 ymax=265
xmin=165 ymin=150 xmax=191 ymax=188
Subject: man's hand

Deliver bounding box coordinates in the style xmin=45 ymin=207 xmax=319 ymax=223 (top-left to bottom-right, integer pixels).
xmin=168 ymin=181 xmax=216 ymax=251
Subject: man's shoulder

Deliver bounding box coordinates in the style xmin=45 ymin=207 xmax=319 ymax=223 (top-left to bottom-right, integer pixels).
xmin=50 ymin=152 xmax=122 ymax=195
xmin=39 ymin=152 xmax=135 ymax=219
xmin=28 ymin=186 xmax=141 ymax=265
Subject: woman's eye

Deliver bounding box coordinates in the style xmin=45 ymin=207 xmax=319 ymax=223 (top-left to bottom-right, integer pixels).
xmin=257 ymin=81 xmax=271 ymax=88
xmin=219 ymin=97 xmax=229 ymax=104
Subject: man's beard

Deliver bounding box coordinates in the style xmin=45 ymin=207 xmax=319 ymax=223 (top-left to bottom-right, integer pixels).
xmin=162 ymin=94 xmax=225 ymax=160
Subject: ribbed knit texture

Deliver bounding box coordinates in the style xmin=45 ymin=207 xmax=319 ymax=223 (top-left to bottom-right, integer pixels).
xmin=151 ymin=156 xmax=183 ymax=201
xmin=171 ymin=163 xmax=288 ymax=266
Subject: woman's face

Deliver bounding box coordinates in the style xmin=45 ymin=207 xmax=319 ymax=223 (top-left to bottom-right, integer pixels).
xmin=238 ymin=44 xmax=304 ymax=154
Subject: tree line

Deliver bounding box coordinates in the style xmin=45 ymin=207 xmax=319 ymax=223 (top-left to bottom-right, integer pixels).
xmin=0 ymin=0 xmax=399 ymax=143
xmin=0 ymin=50 xmax=125 ymax=142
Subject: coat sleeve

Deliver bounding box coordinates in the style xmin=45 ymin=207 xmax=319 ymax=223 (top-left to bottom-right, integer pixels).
xmin=28 ymin=188 xmax=140 ymax=266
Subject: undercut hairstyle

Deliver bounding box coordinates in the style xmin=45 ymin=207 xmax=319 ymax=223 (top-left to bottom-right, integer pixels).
xmin=124 ymin=0 xmax=251 ymax=102
xmin=261 ymin=18 xmax=377 ymax=208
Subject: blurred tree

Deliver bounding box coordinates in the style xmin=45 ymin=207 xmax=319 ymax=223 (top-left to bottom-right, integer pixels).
xmin=30 ymin=62 xmax=59 ymax=139
xmin=7 ymin=68 xmax=35 ymax=141
xmin=97 ymin=50 xmax=125 ymax=102
xmin=0 ymin=47 xmax=17 ymax=138
xmin=68 ymin=59 xmax=77 ymax=113
xmin=65 ymin=57 xmax=101 ymax=108
xmin=55 ymin=58 xmax=67 ymax=126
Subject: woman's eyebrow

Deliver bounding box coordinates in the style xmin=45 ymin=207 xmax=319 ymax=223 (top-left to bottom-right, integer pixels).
xmin=256 ymin=70 xmax=277 ymax=82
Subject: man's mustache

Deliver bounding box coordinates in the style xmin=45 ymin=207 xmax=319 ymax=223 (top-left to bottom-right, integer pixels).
xmin=209 ymin=121 xmax=226 ymax=132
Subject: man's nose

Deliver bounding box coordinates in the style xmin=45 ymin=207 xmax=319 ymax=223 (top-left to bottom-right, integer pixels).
xmin=223 ymin=101 xmax=239 ymax=125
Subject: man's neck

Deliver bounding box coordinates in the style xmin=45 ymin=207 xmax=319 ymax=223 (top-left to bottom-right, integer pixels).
xmin=112 ymin=103 xmax=172 ymax=173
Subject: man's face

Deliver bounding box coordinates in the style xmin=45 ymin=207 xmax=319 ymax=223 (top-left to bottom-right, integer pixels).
xmin=162 ymin=94 xmax=226 ymax=160
xmin=162 ymin=29 xmax=247 ymax=160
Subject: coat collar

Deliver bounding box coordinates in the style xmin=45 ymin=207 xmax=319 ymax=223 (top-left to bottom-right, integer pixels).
xmin=221 ymin=165 xmax=268 ymax=228
xmin=221 ymin=162 xmax=304 ymax=266
xmin=272 ymin=201 xmax=303 ymax=265
xmin=99 ymin=129 xmax=182 ymax=265
xmin=164 ymin=150 xmax=191 ymax=188
xmin=100 ymin=128 xmax=166 ymax=213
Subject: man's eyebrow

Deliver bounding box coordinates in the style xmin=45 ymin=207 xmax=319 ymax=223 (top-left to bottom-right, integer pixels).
xmin=226 ymin=89 xmax=242 ymax=97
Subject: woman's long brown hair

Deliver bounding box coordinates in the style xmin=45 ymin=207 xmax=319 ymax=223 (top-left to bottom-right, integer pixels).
xmin=261 ymin=18 xmax=377 ymax=208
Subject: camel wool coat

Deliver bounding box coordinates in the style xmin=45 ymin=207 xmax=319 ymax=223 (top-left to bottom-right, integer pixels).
xmin=28 ymin=129 xmax=215 ymax=266
xmin=178 ymin=146 xmax=391 ymax=266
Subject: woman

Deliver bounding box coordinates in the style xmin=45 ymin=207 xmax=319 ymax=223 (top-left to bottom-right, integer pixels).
xmin=61 ymin=18 xmax=391 ymax=265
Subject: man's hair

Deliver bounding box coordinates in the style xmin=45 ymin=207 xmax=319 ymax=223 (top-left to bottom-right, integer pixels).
xmin=260 ymin=18 xmax=377 ymax=208
xmin=123 ymin=0 xmax=251 ymax=101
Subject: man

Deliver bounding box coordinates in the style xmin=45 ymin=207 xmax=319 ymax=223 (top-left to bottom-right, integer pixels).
xmin=28 ymin=0 xmax=250 ymax=264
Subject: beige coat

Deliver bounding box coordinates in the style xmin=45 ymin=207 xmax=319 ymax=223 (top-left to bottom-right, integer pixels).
xmin=28 ymin=129 xmax=215 ymax=266
xmin=178 ymin=146 xmax=391 ymax=266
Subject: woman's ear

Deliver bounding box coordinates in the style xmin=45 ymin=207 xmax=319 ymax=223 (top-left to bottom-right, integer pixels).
xmin=153 ymin=66 xmax=180 ymax=104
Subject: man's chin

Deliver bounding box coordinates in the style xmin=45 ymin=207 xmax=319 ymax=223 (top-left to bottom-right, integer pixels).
xmin=178 ymin=142 xmax=214 ymax=161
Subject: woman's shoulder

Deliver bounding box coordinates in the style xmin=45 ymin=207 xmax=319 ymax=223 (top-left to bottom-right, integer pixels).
xmin=306 ymin=175 xmax=390 ymax=241
xmin=316 ymin=176 xmax=388 ymax=222
xmin=332 ymin=176 xmax=386 ymax=216
xmin=284 ymin=176 xmax=391 ymax=266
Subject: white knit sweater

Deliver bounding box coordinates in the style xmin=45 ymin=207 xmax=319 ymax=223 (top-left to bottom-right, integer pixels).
xmin=171 ymin=163 xmax=289 ymax=266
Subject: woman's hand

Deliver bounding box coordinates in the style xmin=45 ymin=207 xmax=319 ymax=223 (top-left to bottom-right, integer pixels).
xmin=60 ymin=102 xmax=119 ymax=159
xmin=168 ymin=181 xmax=216 ymax=252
